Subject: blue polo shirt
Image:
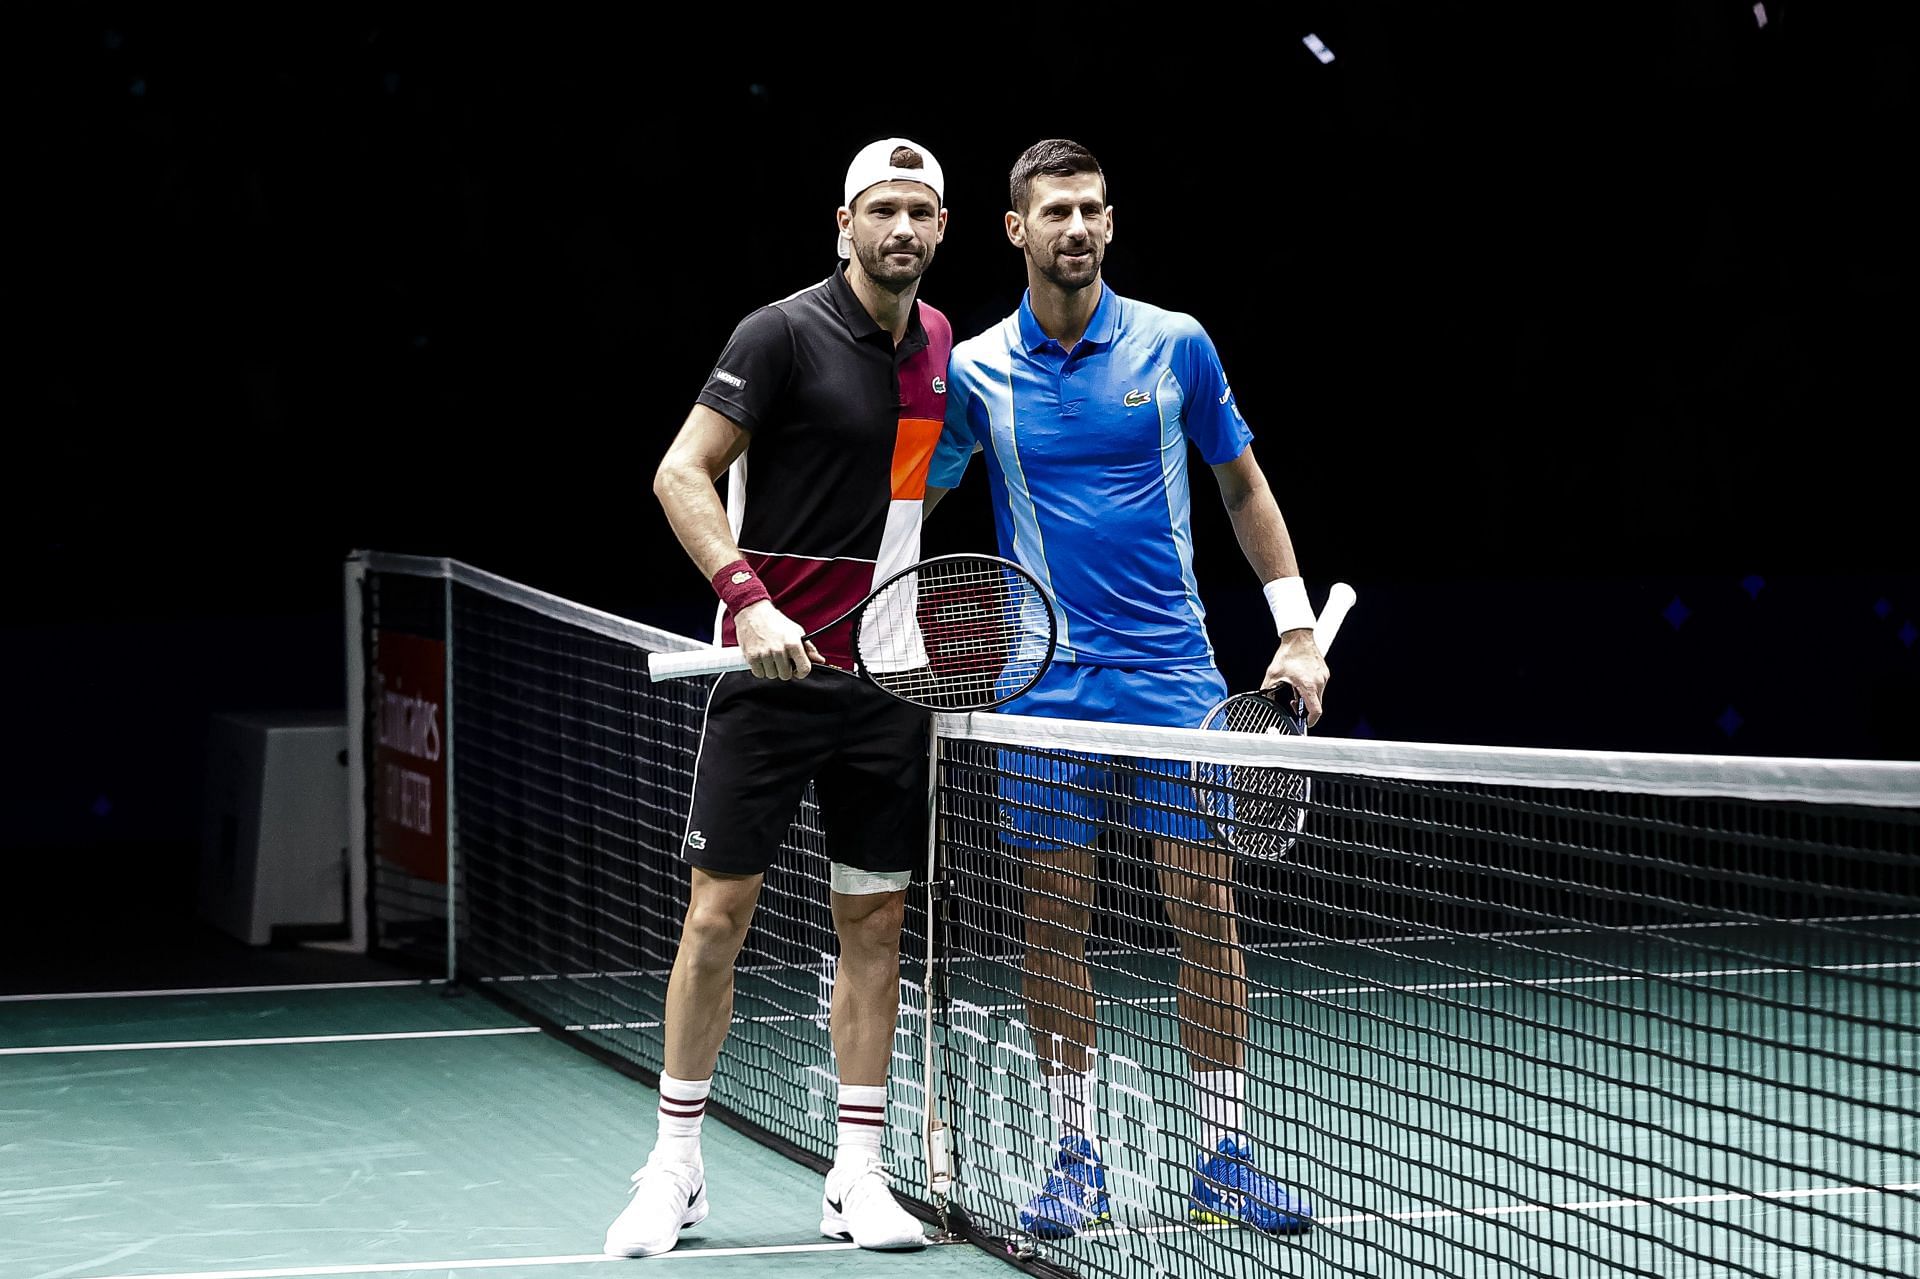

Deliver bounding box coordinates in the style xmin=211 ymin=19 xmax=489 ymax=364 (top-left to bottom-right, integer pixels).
xmin=929 ymin=285 xmax=1253 ymax=667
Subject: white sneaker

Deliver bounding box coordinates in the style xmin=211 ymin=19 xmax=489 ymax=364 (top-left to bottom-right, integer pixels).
xmin=603 ymin=1153 xmax=708 ymax=1258
xmin=820 ymin=1158 xmax=927 ymax=1250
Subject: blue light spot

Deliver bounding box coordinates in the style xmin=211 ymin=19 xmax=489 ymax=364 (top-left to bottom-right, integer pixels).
xmin=1351 ymin=717 xmax=1375 ymax=739
xmin=1717 ymin=706 xmax=1744 ymax=738
xmin=1873 ymin=597 xmax=1892 ymax=619
xmin=1900 ymin=621 xmax=1916 ymax=650
xmin=1741 ymin=574 xmax=1765 ymax=599
xmin=130 ymin=78 xmax=146 ymax=97
xmin=104 ymin=29 xmax=123 ymax=51
xmin=91 ymin=794 xmax=113 ymax=818
xmin=1663 ymin=597 xmax=1691 ymax=631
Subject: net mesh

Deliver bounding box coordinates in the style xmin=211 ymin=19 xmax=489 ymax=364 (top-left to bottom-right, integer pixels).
xmin=354 ymin=554 xmax=1920 ymax=1278
xmin=449 ymin=579 xmax=931 ymax=1185
xmin=935 ymin=729 xmax=1919 ymax=1278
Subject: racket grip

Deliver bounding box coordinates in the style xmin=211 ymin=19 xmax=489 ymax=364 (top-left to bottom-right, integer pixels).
xmin=648 ymin=646 xmax=752 ymax=680
xmin=1316 ymin=582 xmax=1357 ymax=654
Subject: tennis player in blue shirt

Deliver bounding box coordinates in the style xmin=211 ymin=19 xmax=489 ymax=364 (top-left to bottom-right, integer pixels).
xmin=926 ymin=139 xmax=1329 ymax=1239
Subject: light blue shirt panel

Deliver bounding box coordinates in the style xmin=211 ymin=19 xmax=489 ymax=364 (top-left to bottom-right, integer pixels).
xmin=932 ymin=288 xmax=1253 ymax=667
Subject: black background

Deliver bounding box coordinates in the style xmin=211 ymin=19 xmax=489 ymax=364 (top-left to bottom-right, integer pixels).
xmin=7 ymin=5 xmax=1914 ymax=955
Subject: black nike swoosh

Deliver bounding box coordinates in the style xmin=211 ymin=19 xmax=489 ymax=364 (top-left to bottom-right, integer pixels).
xmin=827 ymin=1196 xmax=844 ymax=1213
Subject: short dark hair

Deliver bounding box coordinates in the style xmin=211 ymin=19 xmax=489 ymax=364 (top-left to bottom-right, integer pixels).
xmin=1009 ymin=139 xmax=1106 ymax=216
xmin=851 ymin=144 xmax=933 ymax=211
xmin=887 ymin=145 xmax=930 ymax=172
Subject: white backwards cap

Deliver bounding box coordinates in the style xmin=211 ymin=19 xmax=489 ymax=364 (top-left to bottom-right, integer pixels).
xmin=837 ymin=137 xmax=944 ymax=260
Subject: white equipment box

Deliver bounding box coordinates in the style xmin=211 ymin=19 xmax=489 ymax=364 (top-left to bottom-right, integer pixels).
xmin=199 ymin=712 xmax=349 ymax=945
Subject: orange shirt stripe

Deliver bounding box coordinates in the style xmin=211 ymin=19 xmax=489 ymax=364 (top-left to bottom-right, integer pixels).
xmin=892 ymin=416 xmax=942 ymax=500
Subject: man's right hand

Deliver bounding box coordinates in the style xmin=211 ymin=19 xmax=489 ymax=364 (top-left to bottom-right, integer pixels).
xmin=733 ymin=600 xmax=822 ymax=680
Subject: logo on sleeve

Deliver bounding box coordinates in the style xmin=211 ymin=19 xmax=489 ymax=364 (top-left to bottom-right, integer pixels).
xmin=1123 ymin=389 xmax=1152 ymax=407
xmin=1218 ymin=385 xmax=1233 ymax=404
xmin=932 ymin=376 xmax=947 ymax=394
xmin=711 ymin=368 xmax=746 ymax=390
xmin=686 ymin=831 xmax=707 ymax=850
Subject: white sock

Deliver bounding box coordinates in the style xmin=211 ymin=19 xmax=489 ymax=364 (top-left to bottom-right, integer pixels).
xmin=654 ymin=1072 xmax=710 ymax=1163
xmin=1047 ymin=1063 xmax=1100 ymax=1150
xmin=1192 ymin=1069 xmax=1246 ymax=1153
xmin=835 ymin=1082 xmax=887 ymax=1167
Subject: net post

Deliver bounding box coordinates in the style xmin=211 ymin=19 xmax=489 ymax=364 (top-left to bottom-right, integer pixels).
xmin=342 ymin=552 xmax=370 ymax=953
xmin=920 ymin=714 xmax=963 ymax=1242
xmin=442 ymin=567 xmax=459 ymax=989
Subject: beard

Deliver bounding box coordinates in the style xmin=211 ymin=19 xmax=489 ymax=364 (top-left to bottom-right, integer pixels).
xmin=1031 ymin=239 xmax=1103 ymax=292
xmin=853 ymin=239 xmax=930 ymax=294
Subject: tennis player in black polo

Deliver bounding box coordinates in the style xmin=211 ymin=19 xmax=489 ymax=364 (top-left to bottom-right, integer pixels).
xmin=603 ymin=138 xmax=953 ymax=1259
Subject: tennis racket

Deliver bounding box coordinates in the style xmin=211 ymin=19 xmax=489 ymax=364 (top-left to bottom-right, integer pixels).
xmin=646 ymin=552 xmax=1058 ymax=713
xmin=1195 ymin=581 xmax=1356 ymax=858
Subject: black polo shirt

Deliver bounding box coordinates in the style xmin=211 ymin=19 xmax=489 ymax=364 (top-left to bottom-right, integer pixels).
xmin=695 ymin=264 xmax=952 ymax=668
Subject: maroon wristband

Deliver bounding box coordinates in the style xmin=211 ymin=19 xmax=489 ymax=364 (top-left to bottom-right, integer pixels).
xmin=711 ymin=559 xmax=772 ymax=616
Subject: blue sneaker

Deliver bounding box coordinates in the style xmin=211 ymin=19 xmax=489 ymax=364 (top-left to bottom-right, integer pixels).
xmin=1190 ymin=1136 xmax=1313 ymax=1234
xmin=1019 ymin=1134 xmax=1112 ymax=1239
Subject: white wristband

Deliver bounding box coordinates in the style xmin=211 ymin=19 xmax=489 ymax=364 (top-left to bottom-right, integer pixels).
xmin=1262 ymin=576 xmax=1315 ymax=637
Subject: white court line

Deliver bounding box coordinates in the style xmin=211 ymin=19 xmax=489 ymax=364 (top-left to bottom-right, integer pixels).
xmin=1237 ymin=912 xmax=1920 ymax=954
xmin=953 ymin=959 xmax=1920 ymax=1017
xmin=569 ymin=958 xmax=1920 ymax=1031
xmin=61 ymin=1190 xmax=1920 ymax=1279
xmin=1085 ymin=1181 xmax=1919 ymax=1236
xmin=76 ymin=1241 xmax=860 ymax=1279
xmin=505 ymin=956 xmax=1920 ymax=1036
xmin=0 ymin=1027 xmax=540 ymax=1056
xmin=20 ymin=920 xmax=1896 ymax=1003
xmin=970 ymin=912 xmax=1920 ymax=970
xmin=470 ymin=920 xmax=1920 ymax=987
xmin=1283 ymin=959 xmax=1920 ymax=999
xmin=30 ymin=957 xmax=1874 ymax=1040
xmin=0 ymin=980 xmax=441 ymax=1004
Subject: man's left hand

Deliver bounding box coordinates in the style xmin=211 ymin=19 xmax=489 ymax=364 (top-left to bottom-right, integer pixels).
xmin=1261 ymin=631 xmax=1328 ymax=727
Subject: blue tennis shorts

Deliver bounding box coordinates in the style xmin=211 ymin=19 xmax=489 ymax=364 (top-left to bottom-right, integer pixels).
xmin=996 ymin=662 xmax=1227 ymax=851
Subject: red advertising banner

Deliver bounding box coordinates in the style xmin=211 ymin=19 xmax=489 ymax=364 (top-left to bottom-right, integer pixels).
xmin=373 ymin=630 xmax=447 ymax=883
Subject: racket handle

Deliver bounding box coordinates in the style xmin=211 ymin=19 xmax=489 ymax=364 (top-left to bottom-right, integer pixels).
xmin=648 ymin=646 xmax=751 ymax=680
xmin=1316 ymin=582 xmax=1357 ymax=654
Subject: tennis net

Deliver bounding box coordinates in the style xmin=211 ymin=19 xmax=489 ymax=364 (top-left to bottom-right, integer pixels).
xmin=348 ymin=552 xmax=1920 ymax=1278
xmin=347 ymin=552 xmax=937 ymax=1196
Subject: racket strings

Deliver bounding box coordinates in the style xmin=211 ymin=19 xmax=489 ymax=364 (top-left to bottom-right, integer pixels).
xmin=856 ymin=558 xmax=1053 ymax=710
xmin=1198 ymin=691 xmax=1313 ymax=859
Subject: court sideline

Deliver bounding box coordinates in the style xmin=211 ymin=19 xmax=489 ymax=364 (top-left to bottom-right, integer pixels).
xmin=0 ymin=980 xmax=1003 ymax=1279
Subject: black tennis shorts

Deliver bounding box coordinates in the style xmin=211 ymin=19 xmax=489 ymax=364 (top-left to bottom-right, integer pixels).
xmin=682 ymin=667 xmax=929 ymax=877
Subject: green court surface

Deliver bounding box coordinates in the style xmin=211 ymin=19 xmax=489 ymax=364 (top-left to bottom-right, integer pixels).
xmin=428 ymin=923 xmax=1917 ymax=1279
xmin=0 ymin=984 xmax=1002 ymax=1279
xmin=9 ymin=937 xmax=1912 ymax=1279
xmin=932 ymin=924 xmax=1920 ymax=1279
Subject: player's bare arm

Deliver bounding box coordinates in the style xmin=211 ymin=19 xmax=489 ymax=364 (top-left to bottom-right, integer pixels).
xmin=1211 ymin=445 xmax=1329 ymax=724
xmin=654 ymin=404 xmax=819 ymax=679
